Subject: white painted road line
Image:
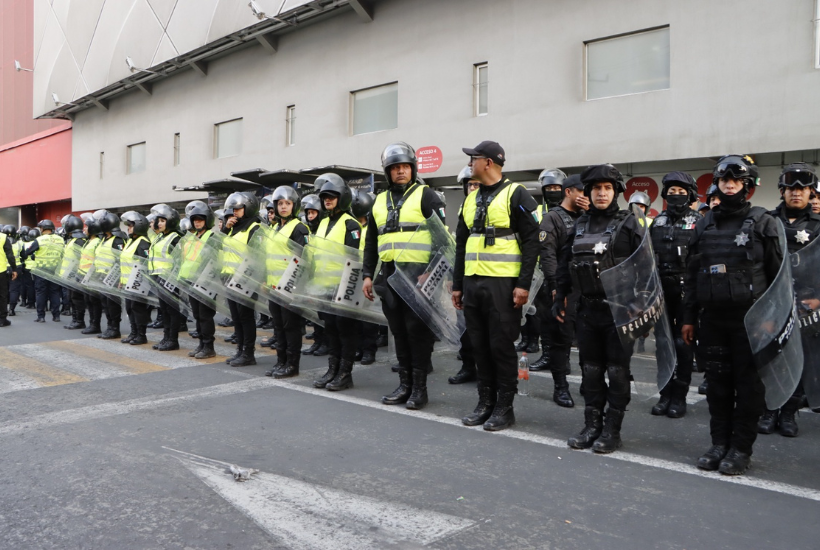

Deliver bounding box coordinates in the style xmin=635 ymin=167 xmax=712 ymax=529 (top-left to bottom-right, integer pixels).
xmin=531 ymin=372 xmax=707 ymax=405
xmin=168 ymin=448 xmax=476 ymax=550
xmin=11 ymin=343 xmax=129 ymax=380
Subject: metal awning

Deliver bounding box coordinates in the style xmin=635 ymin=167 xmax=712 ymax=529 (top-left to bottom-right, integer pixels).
xmin=172 ymin=178 xmax=263 ymax=193
xmin=229 ymin=168 xmax=271 ymax=185
xmin=257 ymin=169 xmax=318 ymax=186
xmin=300 ymin=165 xmax=385 ymax=183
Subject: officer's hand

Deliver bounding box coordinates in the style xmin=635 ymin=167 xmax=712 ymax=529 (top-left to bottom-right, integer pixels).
xmin=362 ymin=277 xmax=374 ymax=301
xmin=551 ymin=298 xmax=566 ymax=323
xmin=576 ymin=196 xmax=590 ymax=210
xmin=452 ymin=290 xmax=463 ymax=310
xmin=802 ymin=298 xmax=820 ymax=312
xmin=512 ymin=287 xmax=528 ymax=309
xmin=225 ymin=216 xmax=237 ymax=229
xmin=681 ymin=324 xmax=695 ymax=346
xmin=11 ymin=271 xmax=17 ymax=281
xmin=416 ymin=272 xmax=430 ymax=287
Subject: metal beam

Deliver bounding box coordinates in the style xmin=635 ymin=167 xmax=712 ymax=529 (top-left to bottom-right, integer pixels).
xmin=348 ymin=0 xmax=373 ymax=22
xmin=135 ymin=82 xmax=153 ymax=96
xmin=189 ymin=60 xmax=208 ymax=76
xmin=91 ymin=97 xmax=109 ymax=111
xmin=256 ymin=33 xmax=278 ymax=54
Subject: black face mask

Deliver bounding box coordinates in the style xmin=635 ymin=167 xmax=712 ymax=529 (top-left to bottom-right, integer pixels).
xmin=665 ymin=194 xmax=690 ymax=215
xmin=716 ymin=188 xmax=747 ymax=211
xmin=543 ymin=191 xmax=563 ymax=208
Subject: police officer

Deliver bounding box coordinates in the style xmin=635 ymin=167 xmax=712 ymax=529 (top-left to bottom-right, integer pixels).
xmin=264 ymin=187 xmax=310 ymax=378
xmin=60 ymin=215 xmax=88 ymax=330
xmin=0 ymin=225 xmax=17 ymax=327
xmin=300 ymin=193 xmax=327 ymax=356
xmin=149 ymin=204 xmax=184 ymax=351
xmin=311 ymin=174 xmax=362 ymax=391
xmin=362 ymin=143 xmax=446 ymax=409
xmin=17 ymin=226 xmax=35 ymax=309
xmin=452 ymin=141 xmax=540 ymax=431
xmin=222 ymin=193 xmax=263 ymax=366
xmin=535 ymin=173 xmax=587 ymax=408
xmin=92 ymin=211 xmax=125 ymax=339
xmin=448 ymin=166 xmax=480 ymax=385
xmin=117 ymin=211 xmax=152 ymax=346
xmin=23 ymin=220 xmax=64 ymax=322
xmin=180 ymin=201 xmax=219 ymax=359
xmin=554 ymin=164 xmax=643 ymax=452
xmin=78 ymin=218 xmax=104 ymax=334
xmin=3 ymin=225 xmax=21 ymax=318
xmin=682 ymin=155 xmax=782 ymax=475
xmin=629 ymin=191 xmax=653 ymax=220
xmin=648 ymin=172 xmax=702 ymax=418
xmin=351 ymin=189 xmax=380 ymax=366
xmin=757 ymin=163 xmax=820 ymax=437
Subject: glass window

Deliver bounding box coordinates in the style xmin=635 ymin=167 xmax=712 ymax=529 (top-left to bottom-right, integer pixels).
xmin=126 ymin=142 xmax=146 ymax=175
xmin=173 ymin=133 xmax=180 ymax=166
xmin=351 ymin=82 xmax=398 ymax=135
xmin=99 ymin=152 xmax=104 ymax=179
xmin=586 ymin=27 xmax=670 ymax=100
xmin=286 ymin=106 xmax=296 ymax=146
xmin=474 ymin=63 xmax=488 ymax=116
xmin=215 ymin=118 xmax=243 ymax=158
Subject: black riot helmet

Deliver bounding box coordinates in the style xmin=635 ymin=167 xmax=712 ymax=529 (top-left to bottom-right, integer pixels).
xmin=351 ymin=189 xmax=375 ymax=219
xmin=223 ymin=192 xmax=260 ymax=220
xmin=27 ymin=229 xmax=40 ymax=241
xmin=272 ymin=186 xmax=302 ymax=219
xmin=86 ymin=217 xmax=102 ymax=237
xmin=60 ymin=214 xmax=70 ymax=227
xmin=301 ymin=194 xmax=322 ymax=213
xmin=661 ymin=171 xmax=698 ymax=203
xmin=63 ymin=215 xmax=85 ymax=236
xmin=185 ymin=200 xmax=215 ymax=230
xmin=580 ymin=164 xmax=626 ymax=196
xmin=628 ymin=191 xmax=651 ymax=214
xmin=179 ymin=218 xmax=193 ymax=233
xmin=381 ymin=142 xmax=418 ymax=186
xmin=1 ymin=225 xmax=16 ymax=238
xmin=261 ymin=194 xmax=274 ymax=213
xmin=150 ymin=203 xmax=181 ymax=233
xmin=95 ymin=210 xmax=121 ymax=233
xmin=18 ymin=226 xmax=31 ymax=241
xmin=778 ymin=162 xmax=818 ymax=189
xmin=316 ymin=173 xmax=353 ymax=212
xmin=712 ymin=154 xmax=759 ymax=189
xmin=120 ymin=211 xmax=150 ymax=237
xmin=37 ymin=219 xmax=56 ymax=232
xmin=539 ymin=168 xmax=567 ymax=208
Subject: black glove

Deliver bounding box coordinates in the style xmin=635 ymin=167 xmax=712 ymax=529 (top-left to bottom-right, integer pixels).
xmin=551 ymin=294 xmax=566 ymax=320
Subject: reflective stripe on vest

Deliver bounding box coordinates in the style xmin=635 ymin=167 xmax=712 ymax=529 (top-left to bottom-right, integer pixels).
xmin=149 ymin=232 xmax=179 ymax=276
xmin=179 ymin=231 xmax=213 ymax=281
xmin=32 ymin=234 xmax=64 ymax=271
xmin=314 ymin=213 xmax=360 ymax=287
xmin=120 ymin=236 xmax=150 ymax=284
xmin=57 ymin=237 xmax=80 ymax=278
xmin=93 ymin=236 xmax=118 ymax=274
xmin=265 ymin=220 xmax=306 ymax=287
xmin=78 ymin=238 xmax=100 ymax=275
xmin=371 ymin=183 xmax=431 ymax=263
xmin=12 ymin=240 xmax=23 ymax=265
xmin=461 ymin=180 xmax=524 ymax=278
xmin=221 ymin=222 xmax=261 ymax=276
xmin=0 ymin=234 xmax=8 ymax=271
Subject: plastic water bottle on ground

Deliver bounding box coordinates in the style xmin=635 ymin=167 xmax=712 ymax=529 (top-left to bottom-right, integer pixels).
xmin=518 ymin=352 xmax=529 ymax=396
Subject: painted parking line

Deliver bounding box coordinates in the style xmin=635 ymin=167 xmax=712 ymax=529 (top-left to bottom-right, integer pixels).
xmin=48 ymin=340 xmax=169 ymax=374
xmin=0 ymin=347 xmax=88 ymax=389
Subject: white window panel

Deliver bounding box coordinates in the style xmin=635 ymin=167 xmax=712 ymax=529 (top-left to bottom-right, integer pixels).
xmin=126 ymin=142 xmax=146 ymax=174
xmin=215 ymin=118 xmax=243 ymax=158
xmin=586 ymin=27 xmax=670 ymax=100
xmin=474 ymin=63 xmax=488 ymax=116
xmin=351 ymin=82 xmax=398 ymax=135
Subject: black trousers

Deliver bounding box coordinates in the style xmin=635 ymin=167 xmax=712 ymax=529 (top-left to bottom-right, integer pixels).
xmin=269 ymin=301 xmax=302 ymax=361
xmin=71 ymin=290 xmax=86 ymax=318
xmin=377 ymin=282 xmax=434 ymax=373
xmin=21 ymin=270 xmax=35 ymax=306
xmin=576 ymin=297 xmax=633 ymax=411
xmin=321 ymin=312 xmax=360 ymax=362
xmin=159 ymin=299 xmax=181 ymax=340
xmin=458 ymin=329 xmax=476 ymax=372
xmin=190 ymin=298 xmax=216 ymax=345
xmin=0 ymin=271 xmax=8 ymax=321
xmin=658 ymin=279 xmax=694 ymax=395
xmin=463 ymin=276 xmax=521 ymax=391
xmin=544 ymin=290 xmax=579 ymax=376
xmin=359 ymin=321 xmax=379 ymax=354
xmin=61 ymin=286 xmax=70 ymax=309
xmin=522 ymin=311 xmax=540 ymax=343
xmin=34 ymin=275 xmax=61 ymax=319
xmin=125 ymin=299 xmax=150 ymax=332
xmin=85 ymin=293 xmax=103 ymax=326
xmin=9 ymin=269 xmax=21 ymax=308
xmin=228 ymin=299 xmax=256 ymax=351
xmin=103 ymin=295 xmax=122 ymax=330
xmin=696 ymin=308 xmax=766 ymax=455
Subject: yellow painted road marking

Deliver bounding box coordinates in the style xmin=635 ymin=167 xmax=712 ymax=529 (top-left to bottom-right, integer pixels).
xmin=150 ymin=347 xmax=229 ymax=365
xmin=48 ymin=340 xmax=169 ymax=374
xmin=0 ymin=348 xmax=88 ymax=387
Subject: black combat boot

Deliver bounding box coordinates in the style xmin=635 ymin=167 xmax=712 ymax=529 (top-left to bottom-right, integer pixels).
xmin=698 ymin=378 xmax=708 ymax=395
xmin=651 ymin=395 xmax=672 ymax=416
xmin=697 ymin=444 xmax=728 ymax=471
xmin=195 ymin=342 xmax=216 ymax=359
xmin=326 ymin=359 xmax=354 ymax=391
xmin=314 ymin=356 xmax=341 ymax=388
xmin=514 ymin=337 xmax=529 ymax=352
xmin=302 ymin=340 xmax=321 ymax=355
xmin=568 ymin=407 xmax=604 ymax=449
xmin=231 ymin=347 xmax=257 ymax=367
xmin=99 ymin=327 xmax=121 ymax=340
xmin=462 ymin=384 xmax=497 ymax=426
xmin=312 ymin=342 xmax=328 ymax=357
xmin=779 ymin=396 xmax=802 ymax=437
xmin=8 ymin=305 xmax=15 ymax=316
xmin=226 ymin=345 xmax=244 ymax=364
xmin=121 ymin=328 xmax=137 ymax=344
xmin=65 ymin=315 xmax=86 ymax=330
xmin=525 ymin=340 xmax=539 ymax=354
xmin=130 ymin=326 xmax=148 ymax=346
xmin=528 ymin=353 xmax=550 ymax=372
xmin=666 ymin=380 xmax=688 ymax=418
xmin=382 ymin=367 xmax=412 ymax=405
xmin=152 ymin=331 xmax=169 ymax=350
xmin=260 ymin=335 xmax=276 ymax=348
xmin=361 ymin=350 xmax=376 ymax=365
xmin=484 ymin=388 xmax=516 ymax=431
xmin=448 ymin=366 xmax=477 ymax=384
xmin=157 ymin=333 xmax=179 ymax=351
xmin=81 ymin=323 xmax=102 ymax=335
xmin=265 ymin=350 xmax=288 ymax=377
xmin=274 ymin=352 xmax=300 ymax=379
xmin=718 ymin=447 xmax=751 ymax=475
xmin=592 ymin=408 xmax=625 ymax=453
xmin=757 ymin=410 xmax=779 ymax=434
xmin=188 ymin=341 xmax=205 ymax=357
xmin=406 ymin=369 xmax=428 ymax=410
xmin=552 ymin=372 xmax=575 ymax=408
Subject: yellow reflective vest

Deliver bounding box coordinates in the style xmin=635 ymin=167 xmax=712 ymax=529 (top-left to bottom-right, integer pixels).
xmin=371 ymin=183 xmax=431 ymax=264
xmin=149 ymin=232 xmax=179 ymax=276
xmin=93 ymin=235 xmax=120 ymax=275
xmin=0 ymin=234 xmax=8 ymax=271
xmin=461 ymin=179 xmax=525 ymax=278
xmin=78 ymin=237 xmax=100 ymax=275
xmin=120 ymin=236 xmax=150 ymax=285
xmin=314 ymin=213 xmax=360 ymax=287
xmin=221 ymin=222 xmax=261 ymax=276
xmin=29 ymin=234 xmax=64 ymax=271
xmin=266 ymin=219 xmax=307 ymax=287
xmin=179 ymin=231 xmax=213 ymax=281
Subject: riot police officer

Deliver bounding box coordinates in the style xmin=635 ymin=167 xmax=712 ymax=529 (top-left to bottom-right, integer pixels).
xmin=264 ymin=187 xmax=310 ymax=378
xmin=2 ymin=225 xmax=20 ymax=319
xmin=554 ymin=164 xmax=643 ymax=452
xmin=23 ymin=220 xmax=64 ymax=322
xmin=649 ymin=172 xmax=702 ymax=418
xmin=535 ymin=173 xmax=587 ymax=408
xmin=118 ymin=212 xmax=152 ymax=345
xmin=362 ymin=143 xmax=446 ymax=410
xmin=60 ymin=215 xmax=88 ymax=330
xmin=149 ymin=204 xmax=184 ymax=351
xmin=452 ymin=141 xmax=540 ymax=431
xmin=351 ymin=189 xmax=380 ymax=366
xmin=682 ymin=155 xmax=782 ymax=475
xmin=78 ymin=218 xmax=104 ymax=334
xmin=757 ymin=163 xmax=820 ymax=437
xmin=300 ymin=193 xmax=327 ymax=356
xmin=180 ymin=201 xmax=219 ymax=358
xmin=93 ymin=211 xmax=125 ymax=339
xmin=628 ymin=191 xmax=652 ymax=219
xmin=0 ymin=225 xmax=17 ymax=327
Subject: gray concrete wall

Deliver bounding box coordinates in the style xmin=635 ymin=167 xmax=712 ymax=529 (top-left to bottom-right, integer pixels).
xmin=68 ymin=0 xmax=820 ymax=210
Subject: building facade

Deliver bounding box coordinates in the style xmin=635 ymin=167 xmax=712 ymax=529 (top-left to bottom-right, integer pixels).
xmin=33 ymin=0 xmax=820 ymax=216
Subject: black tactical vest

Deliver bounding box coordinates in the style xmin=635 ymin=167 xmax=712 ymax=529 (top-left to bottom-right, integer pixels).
xmin=570 ymin=211 xmax=631 ymax=296
xmin=770 ymin=208 xmax=820 ymax=254
xmin=650 ymin=210 xmax=701 ymax=278
xmin=695 ymin=207 xmax=769 ymax=307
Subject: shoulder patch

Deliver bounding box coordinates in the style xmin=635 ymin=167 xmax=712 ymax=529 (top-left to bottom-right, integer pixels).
xmin=539 ymin=230 xmax=547 ymax=242
xmin=531 ymin=211 xmax=539 ymax=222
xmin=351 ymin=229 xmax=360 ymax=240
xmin=439 ymin=208 xmax=446 ymax=219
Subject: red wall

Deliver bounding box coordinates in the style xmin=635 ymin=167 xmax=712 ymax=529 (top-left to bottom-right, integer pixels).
xmin=0 ymin=125 xmax=72 ymax=208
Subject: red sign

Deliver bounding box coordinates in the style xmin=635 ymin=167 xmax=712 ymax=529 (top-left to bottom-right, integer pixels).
xmin=624 ymin=177 xmax=659 ymax=203
xmin=417 ymin=146 xmax=443 ymax=174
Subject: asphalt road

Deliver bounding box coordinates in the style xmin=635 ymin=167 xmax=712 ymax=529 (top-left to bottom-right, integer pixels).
xmin=0 ymin=305 xmax=818 ymax=549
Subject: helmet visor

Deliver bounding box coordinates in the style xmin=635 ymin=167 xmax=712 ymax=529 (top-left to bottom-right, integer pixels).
xmin=714 ymin=160 xmax=750 ymax=180
xmin=782 ymin=170 xmax=818 ymax=187
xmin=381 ymin=143 xmax=415 ymax=165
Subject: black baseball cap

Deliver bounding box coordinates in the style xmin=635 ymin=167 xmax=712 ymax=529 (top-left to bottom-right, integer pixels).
xmin=562 ymin=174 xmax=583 ymax=190
xmin=462 ymin=141 xmax=505 ymax=166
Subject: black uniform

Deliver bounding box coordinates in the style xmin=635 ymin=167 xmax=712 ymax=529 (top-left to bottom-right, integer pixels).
xmin=649 ymin=207 xmax=702 ymax=413
xmin=0 ymin=237 xmax=17 ymax=325
xmin=124 ymin=237 xmax=151 ymax=343
xmin=684 ymin=202 xmax=782 ymax=461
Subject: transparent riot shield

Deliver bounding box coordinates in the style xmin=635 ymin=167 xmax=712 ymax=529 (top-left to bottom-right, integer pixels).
xmin=292 ymin=235 xmax=386 ymax=324
xmin=83 ymin=248 xmax=124 ymax=300
xmin=163 ymin=233 xmax=228 ymax=317
xmin=743 ymin=225 xmax=803 ymax=410
xmin=223 ymin=230 xmax=267 ymax=314
xmin=791 ymin=234 xmax=820 ymax=409
xmin=121 ymin=256 xmax=160 ymax=307
xmin=520 ymin=267 xmax=545 ymax=324
xmin=386 ymin=215 xmax=464 ymax=346
xmin=54 ymin=242 xmax=86 ymax=293
xmin=599 ymin=213 xmax=676 ymax=397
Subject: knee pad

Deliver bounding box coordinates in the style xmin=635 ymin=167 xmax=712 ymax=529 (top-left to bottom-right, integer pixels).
xmin=606 ymin=365 xmax=631 ymax=389
xmin=582 ymin=362 xmax=605 ymax=379
xmin=696 ymin=346 xmax=731 ymax=376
